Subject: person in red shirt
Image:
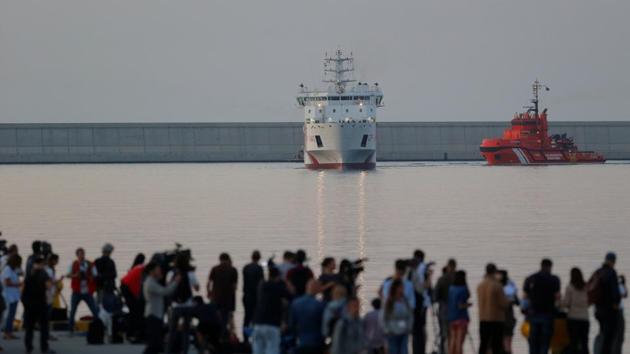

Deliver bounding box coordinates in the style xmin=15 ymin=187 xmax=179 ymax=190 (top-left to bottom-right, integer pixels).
xmin=120 ymin=254 xmax=146 ymax=342
xmin=66 ymin=248 xmax=98 ymax=333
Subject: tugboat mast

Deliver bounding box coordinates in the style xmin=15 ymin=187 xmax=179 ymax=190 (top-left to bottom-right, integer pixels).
xmin=530 ymin=79 xmax=550 ymax=116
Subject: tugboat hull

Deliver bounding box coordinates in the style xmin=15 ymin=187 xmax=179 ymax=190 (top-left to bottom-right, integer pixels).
xmin=480 ymin=145 xmax=606 ymax=165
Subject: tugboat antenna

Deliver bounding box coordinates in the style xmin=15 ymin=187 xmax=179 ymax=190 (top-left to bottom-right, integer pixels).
xmin=531 ymin=79 xmax=550 ymax=116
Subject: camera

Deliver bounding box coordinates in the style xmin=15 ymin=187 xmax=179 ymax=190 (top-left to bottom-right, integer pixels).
xmin=151 ymin=243 xmax=192 ymax=278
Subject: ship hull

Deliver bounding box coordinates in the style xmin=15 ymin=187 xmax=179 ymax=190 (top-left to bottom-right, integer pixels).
xmin=480 ymin=145 xmax=606 ymax=165
xmin=304 ymin=122 xmax=376 ymax=170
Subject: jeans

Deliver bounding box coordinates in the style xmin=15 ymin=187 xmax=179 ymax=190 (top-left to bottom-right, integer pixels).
xmin=479 ymin=321 xmax=503 ymax=354
xmin=387 ymin=334 xmax=409 ymax=354
xmin=528 ymin=314 xmax=554 ymax=354
xmin=567 ymin=319 xmax=589 ymax=354
xmin=596 ymin=310 xmax=621 ymax=354
xmin=24 ymin=306 xmax=49 ymax=353
xmin=251 ymin=324 xmax=281 ymax=354
xmin=69 ymin=292 xmax=99 ymax=330
xmin=4 ymin=301 xmax=18 ymax=333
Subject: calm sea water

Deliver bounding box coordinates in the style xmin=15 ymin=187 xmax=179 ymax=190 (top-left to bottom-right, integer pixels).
xmin=1 ymin=162 xmax=630 ymax=353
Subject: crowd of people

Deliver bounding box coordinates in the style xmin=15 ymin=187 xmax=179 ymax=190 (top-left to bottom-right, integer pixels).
xmin=0 ymin=238 xmax=627 ymax=354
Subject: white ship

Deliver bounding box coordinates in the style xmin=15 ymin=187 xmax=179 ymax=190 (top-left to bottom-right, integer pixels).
xmin=297 ymin=50 xmax=383 ymax=169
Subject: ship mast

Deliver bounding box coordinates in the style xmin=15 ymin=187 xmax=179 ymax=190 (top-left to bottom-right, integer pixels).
xmin=530 ymin=79 xmax=550 ymax=116
xmin=323 ymin=49 xmax=356 ymax=94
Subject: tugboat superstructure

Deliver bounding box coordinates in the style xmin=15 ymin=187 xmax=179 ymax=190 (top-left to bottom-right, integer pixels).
xmin=297 ymin=50 xmax=383 ymax=169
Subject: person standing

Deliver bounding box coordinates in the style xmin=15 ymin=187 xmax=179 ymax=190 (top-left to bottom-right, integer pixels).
xmin=563 ymin=267 xmax=589 ymax=354
xmin=434 ymin=259 xmax=457 ymax=354
xmin=251 ymin=266 xmax=292 ymax=354
xmin=2 ymin=254 xmax=22 ymax=340
xmin=289 ymin=279 xmax=325 ymax=354
xmin=380 ymin=279 xmax=414 ymax=354
xmin=318 ymin=257 xmax=339 ymax=303
xmin=381 ymin=259 xmax=416 ymax=309
xmin=330 ymin=297 xmax=364 ymax=354
xmin=243 ymin=250 xmax=264 ymax=330
xmin=276 ymin=251 xmax=295 ymax=279
xmin=612 ymin=274 xmax=627 ymax=354
xmin=477 ymin=263 xmax=507 ymax=354
xmin=499 ymin=269 xmax=519 ymax=354
xmin=94 ymin=243 xmax=117 ymax=305
xmin=143 ymin=261 xmax=180 ymax=354
xmin=447 ymin=270 xmax=470 ymax=354
xmin=207 ymin=253 xmax=238 ymax=333
xmin=363 ymin=298 xmax=385 ymax=354
xmin=523 ymin=258 xmax=561 ymax=354
xmin=120 ymin=259 xmax=145 ymax=342
xmin=166 ymin=251 xmax=200 ymax=354
xmin=287 ymin=250 xmax=314 ymax=297
xmin=591 ymin=252 xmax=621 ymax=354
xmin=410 ymin=250 xmax=430 ymax=354
xmin=67 ymin=247 xmax=99 ymax=333
xmin=21 ymin=256 xmax=54 ymax=354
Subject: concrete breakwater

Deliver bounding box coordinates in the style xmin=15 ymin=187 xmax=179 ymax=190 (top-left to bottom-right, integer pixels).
xmin=0 ymin=121 xmax=629 ymax=163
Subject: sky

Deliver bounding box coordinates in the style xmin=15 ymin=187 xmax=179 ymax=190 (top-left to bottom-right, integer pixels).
xmin=0 ymin=0 xmax=629 ymax=123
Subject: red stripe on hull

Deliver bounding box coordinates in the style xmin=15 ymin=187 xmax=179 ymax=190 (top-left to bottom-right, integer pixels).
xmin=305 ymin=162 xmax=376 ymax=170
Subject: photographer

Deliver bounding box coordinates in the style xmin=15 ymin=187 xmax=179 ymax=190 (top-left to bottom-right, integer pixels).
xmin=337 ymin=258 xmax=365 ymax=298
xmin=166 ymin=249 xmax=200 ymax=354
xmin=143 ymin=261 xmax=181 ymax=354
xmin=67 ymin=247 xmax=99 ymax=333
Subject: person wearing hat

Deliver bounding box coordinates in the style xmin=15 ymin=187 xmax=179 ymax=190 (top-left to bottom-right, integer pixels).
xmin=593 ymin=252 xmax=622 ymax=354
xmin=94 ymin=243 xmax=117 ymax=305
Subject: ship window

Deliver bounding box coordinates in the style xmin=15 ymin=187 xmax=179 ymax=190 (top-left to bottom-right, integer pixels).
xmin=346 ymin=109 xmax=349 ymax=113
xmin=359 ymin=109 xmax=363 ymax=112
xmin=333 ymin=109 xmax=336 ymax=112
xmin=315 ymin=135 xmax=323 ymax=148
xmin=329 ymin=96 xmax=340 ymax=101
xmin=318 ymin=109 xmax=322 ymax=113
xmin=341 ymin=96 xmax=351 ymax=100
xmin=308 ymin=109 xmax=311 ymax=113
xmin=361 ymin=134 xmax=368 ymax=147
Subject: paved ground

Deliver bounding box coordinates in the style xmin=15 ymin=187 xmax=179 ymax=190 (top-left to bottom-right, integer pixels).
xmin=2 ymin=332 xmax=143 ymax=354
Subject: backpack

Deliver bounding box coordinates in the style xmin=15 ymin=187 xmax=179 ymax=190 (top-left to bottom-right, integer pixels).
xmin=87 ymin=318 xmax=105 ymax=345
xmin=586 ymin=269 xmax=603 ymax=305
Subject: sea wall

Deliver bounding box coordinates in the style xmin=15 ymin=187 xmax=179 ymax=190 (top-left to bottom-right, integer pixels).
xmin=0 ymin=121 xmax=628 ymax=163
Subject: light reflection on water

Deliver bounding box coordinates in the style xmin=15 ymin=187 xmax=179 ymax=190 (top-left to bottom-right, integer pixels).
xmin=1 ymin=162 xmax=630 ymax=353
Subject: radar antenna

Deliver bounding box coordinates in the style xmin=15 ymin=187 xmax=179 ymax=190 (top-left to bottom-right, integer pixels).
xmin=323 ymin=49 xmax=356 ymax=94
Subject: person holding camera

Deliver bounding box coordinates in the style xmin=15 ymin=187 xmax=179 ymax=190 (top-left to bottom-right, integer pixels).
xmin=143 ymin=261 xmax=181 ymax=354
xmin=67 ymin=247 xmax=99 ymax=333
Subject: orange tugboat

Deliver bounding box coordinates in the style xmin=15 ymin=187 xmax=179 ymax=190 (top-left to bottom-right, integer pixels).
xmin=480 ymin=80 xmax=606 ymax=165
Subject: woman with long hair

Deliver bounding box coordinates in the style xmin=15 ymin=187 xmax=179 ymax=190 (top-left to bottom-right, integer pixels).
xmin=563 ymin=267 xmax=589 ymax=354
xmin=379 ymin=279 xmax=413 ymax=354
xmin=447 ymin=270 xmax=471 ymax=354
